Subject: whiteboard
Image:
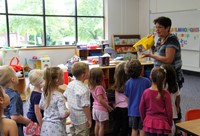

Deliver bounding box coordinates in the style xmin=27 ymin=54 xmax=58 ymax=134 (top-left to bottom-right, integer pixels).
xmin=150 ymin=10 xmax=200 ymax=51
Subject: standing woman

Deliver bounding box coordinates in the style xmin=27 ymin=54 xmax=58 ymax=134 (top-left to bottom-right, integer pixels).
xmin=142 ymin=16 xmax=184 ymax=89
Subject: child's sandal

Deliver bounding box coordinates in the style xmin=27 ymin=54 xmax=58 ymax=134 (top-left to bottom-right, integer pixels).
xmin=175 ymin=132 xmax=183 ymax=136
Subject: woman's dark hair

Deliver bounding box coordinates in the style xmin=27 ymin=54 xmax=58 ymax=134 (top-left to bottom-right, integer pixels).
xmin=151 ymin=67 xmax=166 ymax=97
xmin=162 ymin=64 xmax=178 ymax=94
xmin=154 ymin=16 xmax=172 ymax=28
xmin=112 ymin=62 xmax=128 ymax=93
xmin=125 ymin=59 xmax=142 ymax=78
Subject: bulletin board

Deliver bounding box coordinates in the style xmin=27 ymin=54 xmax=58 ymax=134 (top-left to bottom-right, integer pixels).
xmin=150 ymin=10 xmax=200 ymax=51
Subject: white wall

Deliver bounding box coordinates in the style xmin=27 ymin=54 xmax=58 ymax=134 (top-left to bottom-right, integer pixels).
xmin=1 ymin=47 xmax=77 ymax=68
xmin=105 ymin=0 xmax=139 ymax=44
xmin=139 ymin=0 xmax=200 ymax=72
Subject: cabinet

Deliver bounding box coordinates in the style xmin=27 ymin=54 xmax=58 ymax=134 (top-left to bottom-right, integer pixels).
xmin=112 ymin=34 xmax=140 ymax=58
xmin=76 ymin=48 xmax=104 ymax=60
xmin=13 ymin=69 xmax=26 ymax=101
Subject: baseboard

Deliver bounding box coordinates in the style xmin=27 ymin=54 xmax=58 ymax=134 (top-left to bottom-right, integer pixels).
xmin=183 ymin=70 xmax=200 ymax=77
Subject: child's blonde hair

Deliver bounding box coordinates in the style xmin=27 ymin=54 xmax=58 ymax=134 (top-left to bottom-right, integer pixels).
xmin=26 ymin=69 xmax=44 ymax=99
xmin=43 ymin=67 xmax=63 ymax=108
xmin=72 ymin=62 xmax=89 ymax=79
xmin=88 ymin=67 xmax=104 ymax=90
xmin=0 ymin=66 xmax=16 ymax=88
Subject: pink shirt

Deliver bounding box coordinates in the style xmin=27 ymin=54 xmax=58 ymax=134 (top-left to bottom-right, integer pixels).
xmin=91 ymin=85 xmax=108 ymax=112
xmin=115 ymin=91 xmax=128 ymax=108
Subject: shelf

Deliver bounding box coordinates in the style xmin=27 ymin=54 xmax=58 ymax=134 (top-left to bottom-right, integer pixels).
xmin=76 ymin=48 xmax=104 ymax=60
xmin=112 ymin=34 xmax=140 ymax=56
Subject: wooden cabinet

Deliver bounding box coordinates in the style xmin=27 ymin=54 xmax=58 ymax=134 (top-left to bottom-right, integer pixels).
xmin=112 ymin=34 xmax=140 ymax=58
xmin=76 ymin=48 xmax=104 ymax=60
xmin=14 ymin=70 xmax=26 ymax=101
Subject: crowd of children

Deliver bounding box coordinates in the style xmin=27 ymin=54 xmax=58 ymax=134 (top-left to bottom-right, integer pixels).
xmin=0 ymin=59 xmax=183 ymax=136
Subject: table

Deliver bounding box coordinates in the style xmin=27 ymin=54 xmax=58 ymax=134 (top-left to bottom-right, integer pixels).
xmin=176 ymin=119 xmax=200 ymax=136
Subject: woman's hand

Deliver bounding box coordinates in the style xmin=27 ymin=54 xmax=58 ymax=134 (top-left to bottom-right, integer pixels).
xmin=141 ymin=53 xmax=151 ymax=58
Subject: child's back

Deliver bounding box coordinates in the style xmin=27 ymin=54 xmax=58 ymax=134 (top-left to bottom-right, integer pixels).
xmin=140 ymin=67 xmax=173 ymax=135
xmin=64 ymin=79 xmax=90 ymax=124
xmin=124 ymin=59 xmax=151 ymax=136
xmin=39 ymin=67 xmax=70 ymax=136
xmin=64 ymin=62 xmax=91 ymax=136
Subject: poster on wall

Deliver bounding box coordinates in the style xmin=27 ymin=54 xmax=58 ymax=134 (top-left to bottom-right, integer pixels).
xmin=150 ymin=10 xmax=200 ymax=51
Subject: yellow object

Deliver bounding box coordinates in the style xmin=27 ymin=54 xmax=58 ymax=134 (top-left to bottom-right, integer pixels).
xmin=133 ymin=34 xmax=155 ymax=51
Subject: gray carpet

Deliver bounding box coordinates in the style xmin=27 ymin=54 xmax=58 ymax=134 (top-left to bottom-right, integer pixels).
xmin=180 ymin=73 xmax=200 ymax=121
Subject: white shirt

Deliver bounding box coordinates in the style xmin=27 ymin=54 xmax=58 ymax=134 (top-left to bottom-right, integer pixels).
xmin=63 ymin=80 xmax=90 ymax=125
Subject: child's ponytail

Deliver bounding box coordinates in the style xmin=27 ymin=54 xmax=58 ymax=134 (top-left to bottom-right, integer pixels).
xmin=151 ymin=67 xmax=166 ymax=98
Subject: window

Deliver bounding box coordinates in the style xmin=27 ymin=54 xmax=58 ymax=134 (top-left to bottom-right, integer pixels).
xmin=0 ymin=0 xmax=104 ymax=47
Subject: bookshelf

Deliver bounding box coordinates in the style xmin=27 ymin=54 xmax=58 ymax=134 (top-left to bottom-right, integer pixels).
xmin=76 ymin=48 xmax=104 ymax=60
xmin=112 ymin=34 xmax=140 ymax=55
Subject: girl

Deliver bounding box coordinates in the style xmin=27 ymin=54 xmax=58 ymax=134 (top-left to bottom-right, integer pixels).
xmin=0 ymin=86 xmax=18 ymax=136
xmin=140 ymin=67 xmax=173 ymax=136
xmin=112 ymin=62 xmax=129 ymax=136
xmin=0 ymin=65 xmax=31 ymax=136
xmin=26 ymin=69 xmax=44 ymax=135
xmin=88 ymin=67 xmax=113 ymax=136
xmin=39 ymin=67 xmax=70 ymax=136
xmin=162 ymin=64 xmax=182 ymax=136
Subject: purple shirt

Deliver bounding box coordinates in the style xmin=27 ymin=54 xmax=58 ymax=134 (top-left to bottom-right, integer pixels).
xmin=91 ymin=85 xmax=108 ymax=112
xmin=115 ymin=91 xmax=128 ymax=108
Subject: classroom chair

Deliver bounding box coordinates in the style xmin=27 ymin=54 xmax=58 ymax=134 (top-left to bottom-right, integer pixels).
xmin=184 ymin=108 xmax=200 ymax=136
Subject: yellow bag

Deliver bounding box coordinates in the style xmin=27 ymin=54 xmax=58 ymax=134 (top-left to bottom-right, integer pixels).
xmin=133 ymin=34 xmax=155 ymax=51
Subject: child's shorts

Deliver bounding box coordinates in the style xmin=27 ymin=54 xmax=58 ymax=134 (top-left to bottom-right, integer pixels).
xmin=129 ymin=116 xmax=143 ymax=130
xmin=92 ymin=109 xmax=109 ymax=122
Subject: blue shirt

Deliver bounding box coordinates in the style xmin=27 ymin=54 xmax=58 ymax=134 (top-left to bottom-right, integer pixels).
xmin=4 ymin=88 xmax=24 ymax=136
xmin=27 ymin=91 xmax=44 ymax=123
xmin=124 ymin=77 xmax=151 ymax=116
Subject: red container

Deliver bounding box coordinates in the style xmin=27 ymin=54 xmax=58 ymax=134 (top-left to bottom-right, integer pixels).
xmin=64 ymin=71 xmax=69 ymax=85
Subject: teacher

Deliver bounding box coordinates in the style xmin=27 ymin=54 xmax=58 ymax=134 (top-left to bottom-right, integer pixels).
xmin=143 ymin=16 xmax=184 ymax=88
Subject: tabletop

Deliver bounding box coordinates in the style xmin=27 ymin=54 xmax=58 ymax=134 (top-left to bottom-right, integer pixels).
xmin=176 ymin=119 xmax=200 ymax=136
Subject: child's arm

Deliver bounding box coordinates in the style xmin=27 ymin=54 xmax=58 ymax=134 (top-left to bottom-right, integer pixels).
xmin=34 ymin=104 xmax=43 ymax=126
xmin=165 ymin=92 xmax=173 ymax=127
xmin=97 ymin=95 xmax=113 ymax=112
xmin=11 ymin=115 xmax=31 ymax=126
xmin=6 ymin=119 xmax=18 ymax=136
xmin=58 ymin=95 xmax=70 ymax=119
xmin=83 ymin=106 xmax=92 ymax=128
xmin=139 ymin=94 xmax=146 ymax=121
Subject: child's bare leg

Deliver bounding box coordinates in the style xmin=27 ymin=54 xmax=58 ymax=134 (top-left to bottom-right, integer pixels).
xmin=140 ymin=129 xmax=146 ymax=136
xmin=99 ymin=121 xmax=106 ymax=136
xmin=131 ymin=129 xmax=138 ymax=136
xmin=95 ymin=121 xmax=100 ymax=136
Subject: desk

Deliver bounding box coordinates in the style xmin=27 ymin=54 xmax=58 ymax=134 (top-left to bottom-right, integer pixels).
xmin=176 ymin=119 xmax=200 ymax=136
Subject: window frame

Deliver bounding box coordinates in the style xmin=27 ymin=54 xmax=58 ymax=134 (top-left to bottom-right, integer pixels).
xmin=0 ymin=0 xmax=105 ymax=47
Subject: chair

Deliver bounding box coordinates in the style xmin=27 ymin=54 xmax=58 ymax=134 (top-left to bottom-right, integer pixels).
xmin=185 ymin=108 xmax=200 ymax=121
xmin=184 ymin=108 xmax=200 ymax=136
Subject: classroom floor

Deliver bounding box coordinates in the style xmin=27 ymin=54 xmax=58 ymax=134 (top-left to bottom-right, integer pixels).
xmin=180 ymin=72 xmax=200 ymax=120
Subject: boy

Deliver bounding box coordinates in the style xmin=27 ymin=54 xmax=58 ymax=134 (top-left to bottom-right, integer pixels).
xmin=64 ymin=62 xmax=91 ymax=136
xmin=124 ymin=59 xmax=151 ymax=136
xmin=0 ymin=66 xmax=31 ymax=136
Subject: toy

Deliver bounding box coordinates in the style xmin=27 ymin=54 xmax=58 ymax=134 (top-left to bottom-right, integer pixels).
xmin=133 ymin=34 xmax=155 ymax=51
